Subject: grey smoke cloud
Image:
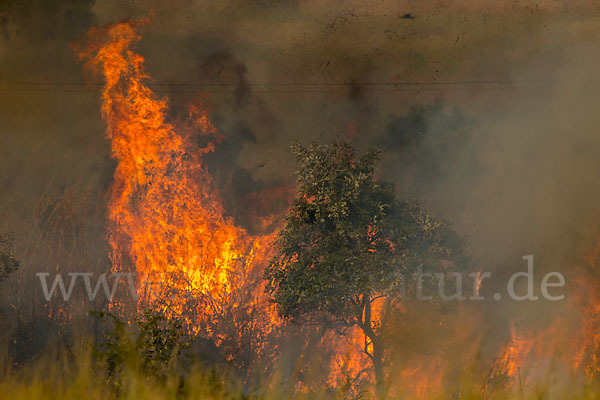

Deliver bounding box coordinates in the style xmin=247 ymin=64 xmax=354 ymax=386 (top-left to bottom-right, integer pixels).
xmin=1 ymin=0 xmax=599 ymax=283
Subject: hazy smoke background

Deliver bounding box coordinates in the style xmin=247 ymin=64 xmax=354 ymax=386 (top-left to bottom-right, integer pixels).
xmin=2 ymin=0 xmax=600 ymax=361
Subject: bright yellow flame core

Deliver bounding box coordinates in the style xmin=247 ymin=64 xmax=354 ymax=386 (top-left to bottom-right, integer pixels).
xmin=78 ymin=21 xmax=274 ymax=319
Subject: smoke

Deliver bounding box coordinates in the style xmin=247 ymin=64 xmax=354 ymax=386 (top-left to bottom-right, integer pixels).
xmin=2 ymin=0 xmax=598 ymax=213
xmin=2 ymin=0 xmax=600 ymax=389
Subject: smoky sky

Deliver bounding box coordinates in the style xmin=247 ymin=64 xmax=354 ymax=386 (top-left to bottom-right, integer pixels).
xmin=2 ymin=0 xmax=600 ymax=281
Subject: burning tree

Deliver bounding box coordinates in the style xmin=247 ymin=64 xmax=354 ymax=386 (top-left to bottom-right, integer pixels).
xmin=265 ymin=141 xmax=467 ymax=396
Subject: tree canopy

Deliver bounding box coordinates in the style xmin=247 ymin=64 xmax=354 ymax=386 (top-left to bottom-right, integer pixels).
xmin=265 ymin=141 xmax=467 ymax=320
xmin=264 ymin=141 xmax=468 ymax=393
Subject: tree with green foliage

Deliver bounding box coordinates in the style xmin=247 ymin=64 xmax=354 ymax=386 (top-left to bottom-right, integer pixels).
xmin=264 ymin=141 xmax=468 ymax=397
xmin=0 ymin=232 xmax=18 ymax=281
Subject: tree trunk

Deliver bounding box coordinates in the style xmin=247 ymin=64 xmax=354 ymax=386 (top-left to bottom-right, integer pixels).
xmin=372 ymin=335 xmax=385 ymax=399
xmin=361 ymin=296 xmax=386 ymax=399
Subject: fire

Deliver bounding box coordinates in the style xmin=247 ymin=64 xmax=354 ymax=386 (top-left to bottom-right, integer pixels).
xmin=73 ymin=19 xmax=600 ymax=394
xmin=571 ymin=273 xmax=600 ymax=377
xmin=571 ymin=224 xmax=600 ymax=378
xmin=397 ymin=355 xmax=445 ymax=399
xmin=75 ymin=20 xmax=276 ymax=328
xmin=495 ymin=323 xmax=533 ymax=378
xmin=326 ymin=326 xmax=372 ymax=389
xmin=475 ymin=269 xmax=483 ymax=297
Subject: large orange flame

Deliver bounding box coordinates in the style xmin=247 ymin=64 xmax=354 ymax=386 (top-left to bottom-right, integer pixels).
xmin=76 ymin=21 xmax=276 ymax=328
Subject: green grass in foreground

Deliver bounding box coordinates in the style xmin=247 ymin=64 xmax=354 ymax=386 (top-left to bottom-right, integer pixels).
xmin=2 ymin=345 xmax=600 ymax=400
